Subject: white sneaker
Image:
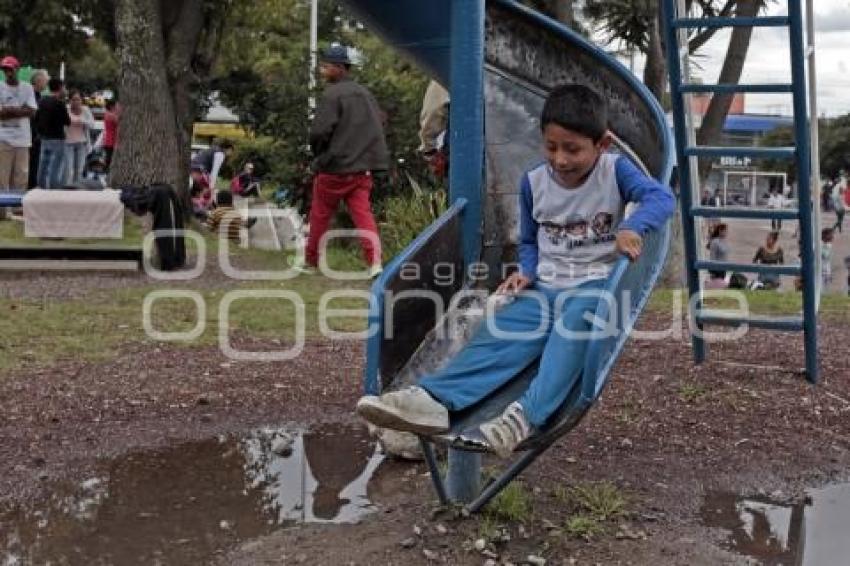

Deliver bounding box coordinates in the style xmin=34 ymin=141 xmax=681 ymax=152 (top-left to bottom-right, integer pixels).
xmin=289 ymin=258 xmax=316 ymax=275
xmin=367 ymin=263 xmax=383 ymax=279
xmin=479 ymin=402 xmax=531 ymax=458
xmin=356 ymin=386 xmax=449 ymax=435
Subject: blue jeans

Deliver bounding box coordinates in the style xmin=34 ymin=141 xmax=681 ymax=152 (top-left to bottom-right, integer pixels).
xmin=66 ymin=142 xmax=87 ymax=184
xmin=38 ymin=139 xmax=67 ymax=189
xmin=419 ymin=279 xmax=606 ymax=427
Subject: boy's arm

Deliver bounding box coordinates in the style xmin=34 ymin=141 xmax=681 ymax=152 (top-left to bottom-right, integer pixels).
xmin=615 ymin=156 xmax=676 ymax=234
xmin=518 ymin=174 xmax=538 ymax=280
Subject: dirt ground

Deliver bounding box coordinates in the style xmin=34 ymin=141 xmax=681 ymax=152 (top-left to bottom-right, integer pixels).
xmin=1 ymin=271 xmax=848 ymax=566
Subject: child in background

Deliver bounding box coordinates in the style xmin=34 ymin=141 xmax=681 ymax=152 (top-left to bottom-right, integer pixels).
xmin=821 ymin=228 xmax=834 ymax=288
xmin=356 ymin=84 xmax=675 ymax=457
xmin=206 ymin=189 xmax=255 ymax=241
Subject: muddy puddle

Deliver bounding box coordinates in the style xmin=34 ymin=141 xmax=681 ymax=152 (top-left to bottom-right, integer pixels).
xmin=702 ymin=482 xmax=850 ymax=565
xmin=0 ymin=423 xmax=386 ymax=565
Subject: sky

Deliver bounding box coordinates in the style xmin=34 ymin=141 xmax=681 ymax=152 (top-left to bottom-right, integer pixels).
xmin=615 ymin=0 xmax=850 ymax=117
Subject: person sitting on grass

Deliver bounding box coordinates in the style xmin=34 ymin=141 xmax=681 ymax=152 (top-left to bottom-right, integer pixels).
xmin=751 ymin=230 xmax=784 ymax=290
xmin=355 ymin=84 xmax=675 ymax=458
xmin=206 ymin=189 xmax=255 ymax=241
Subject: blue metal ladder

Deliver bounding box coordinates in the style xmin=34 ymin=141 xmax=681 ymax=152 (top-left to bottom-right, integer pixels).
xmin=661 ymin=0 xmax=821 ymax=383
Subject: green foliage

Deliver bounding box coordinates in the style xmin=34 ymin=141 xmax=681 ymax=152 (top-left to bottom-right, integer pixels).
xmin=678 ymin=382 xmax=708 ymax=404
xmin=379 ymin=186 xmax=447 ymax=260
xmin=67 ymin=37 xmax=119 ymax=93
xmin=486 ymin=481 xmax=532 ymax=522
xmin=564 ymin=514 xmax=605 ymax=540
xmin=568 ymin=482 xmax=627 ymax=521
xmin=557 ymin=481 xmax=629 ymax=540
xmin=0 ymin=0 xmax=93 ymax=70
xmin=214 ymin=0 xmax=432 ymax=198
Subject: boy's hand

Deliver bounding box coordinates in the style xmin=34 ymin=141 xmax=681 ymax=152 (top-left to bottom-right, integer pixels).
xmin=616 ymin=229 xmax=643 ymax=261
xmin=497 ymin=272 xmax=531 ymax=295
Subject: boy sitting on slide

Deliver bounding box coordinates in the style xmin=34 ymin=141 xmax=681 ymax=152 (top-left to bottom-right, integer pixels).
xmin=357 ymin=84 xmax=675 ymax=457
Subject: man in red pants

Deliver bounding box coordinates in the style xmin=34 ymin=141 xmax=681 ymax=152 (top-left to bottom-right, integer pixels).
xmin=300 ymin=44 xmax=388 ymax=277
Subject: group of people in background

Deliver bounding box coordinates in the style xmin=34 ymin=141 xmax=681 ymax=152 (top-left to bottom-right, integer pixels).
xmin=704 ymin=177 xmax=850 ymax=295
xmin=0 ymin=53 xmax=119 ymax=194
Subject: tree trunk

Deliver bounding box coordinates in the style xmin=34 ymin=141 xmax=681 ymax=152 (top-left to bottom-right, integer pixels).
xmin=643 ymin=1 xmax=667 ymax=104
xmin=112 ymin=0 xmax=231 ymax=216
xmin=112 ymin=0 xmax=185 ymax=197
xmin=696 ymin=0 xmax=759 ymax=175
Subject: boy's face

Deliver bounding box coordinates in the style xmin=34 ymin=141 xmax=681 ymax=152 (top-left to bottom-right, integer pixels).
xmin=543 ymin=123 xmax=610 ymax=188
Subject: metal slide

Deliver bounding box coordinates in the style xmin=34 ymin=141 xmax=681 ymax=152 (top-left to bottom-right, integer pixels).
xmin=346 ymin=0 xmax=674 ymax=511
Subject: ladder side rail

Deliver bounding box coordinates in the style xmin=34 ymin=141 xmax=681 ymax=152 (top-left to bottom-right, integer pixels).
xmin=788 ymin=0 xmax=819 ymax=383
xmin=663 ymin=0 xmax=706 ymax=362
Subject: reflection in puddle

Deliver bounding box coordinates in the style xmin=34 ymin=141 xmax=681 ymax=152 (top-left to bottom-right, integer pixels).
xmin=0 ymin=424 xmax=385 ymax=565
xmin=702 ymin=483 xmax=850 ymax=565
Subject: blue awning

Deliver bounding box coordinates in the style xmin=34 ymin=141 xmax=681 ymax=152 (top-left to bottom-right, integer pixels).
xmin=723 ymin=114 xmax=793 ymax=133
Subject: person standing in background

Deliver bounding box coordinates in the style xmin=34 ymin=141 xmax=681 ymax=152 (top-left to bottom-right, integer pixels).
xmin=302 ymin=45 xmax=389 ymax=277
xmin=35 ymin=78 xmax=70 ymax=189
xmin=65 ymin=89 xmax=95 ymax=184
xmin=0 ymin=56 xmax=37 ymax=192
xmin=102 ymin=99 xmax=120 ymax=171
xmin=27 ymin=69 xmax=48 ymax=189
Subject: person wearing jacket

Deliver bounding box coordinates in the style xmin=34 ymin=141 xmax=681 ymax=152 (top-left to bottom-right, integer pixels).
xmin=301 ymin=44 xmax=389 ymax=277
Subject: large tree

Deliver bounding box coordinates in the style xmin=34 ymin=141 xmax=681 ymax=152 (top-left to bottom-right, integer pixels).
xmin=584 ymin=0 xmax=738 ymax=103
xmin=110 ymin=0 xmax=234 ymax=207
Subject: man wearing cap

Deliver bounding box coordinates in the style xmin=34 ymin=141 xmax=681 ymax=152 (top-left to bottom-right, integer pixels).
xmin=304 ymin=44 xmax=388 ymax=277
xmin=0 ymin=56 xmax=37 ymax=192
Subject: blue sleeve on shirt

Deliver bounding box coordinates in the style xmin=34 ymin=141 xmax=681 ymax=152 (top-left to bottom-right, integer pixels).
xmin=615 ymin=156 xmax=676 ymax=234
xmin=518 ymin=173 xmax=539 ymax=280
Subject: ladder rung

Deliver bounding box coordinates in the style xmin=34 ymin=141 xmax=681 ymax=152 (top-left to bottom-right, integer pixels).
xmin=695 ymin=310 xmax=803 ymax=331
xmin=690 ymin=206 xmax=799 ymax=220
xmin=679 ymin=83 xmax=793 ymax=94
xmin=694 ymin=260 xmax=801 ymax=277
xmin=684 ymin=146 xmax=795 ymax=159
xmin=672 ymin=16 xmax=790 ymax=29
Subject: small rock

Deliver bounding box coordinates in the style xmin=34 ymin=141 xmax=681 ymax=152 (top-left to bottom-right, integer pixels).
xmin=37 ymin=471 xmax=49 ymax=481
xmin=435 ymin=523 xmax=448 ymax=535
xmin=484 ymin=560 xmax=497 ymax=566
xmin=399 ymin=537 xmax=416 ymax=549
xmin=219 ymin=520 xmax=233 ymax=531
xmin=196 ymin=396 xmax=210 ymax=406
xmin=295 ymin=553 xmax=307 ymax=564
xmin=620 ymin=438 xmax=633 ymax=448
xmin=481 ymin=550 xmax=498 ymax=559
xmin=272 ymin=436 xmax=294 ymax=457
xmin=422 ymin=548 xmax=438 ymax=561
xmin=526 ymin=556 xmax=546 ymax=566
xmin=473 ymin=538 xmax=486 ymax=551
xmin=200 ymin=414 xmax=213 ymax=423
xmin=413 ymin=525 xmax=423 ymax=536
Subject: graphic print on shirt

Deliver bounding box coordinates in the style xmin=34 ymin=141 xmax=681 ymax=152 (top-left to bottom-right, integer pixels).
xmin=540 ymin=211 xmax=616 ymax=250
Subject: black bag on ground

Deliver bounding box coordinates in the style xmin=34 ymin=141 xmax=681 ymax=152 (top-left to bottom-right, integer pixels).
xmin=728 ymin=272 xmax=748 ymax=289
xmin=148 ymin=184 xmax=186 ymax=271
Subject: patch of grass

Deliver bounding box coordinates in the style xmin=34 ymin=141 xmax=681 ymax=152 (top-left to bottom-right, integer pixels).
xmin=564 ymin=514 xmax=605 ymax=540
xmin=568 ymin=482 xmax=627 ymax=522
xmin=485 ymin=481 xmax=532 ymax=523
xmin=649 ymin=287 xmax=850 ymax=321
xmin=0 ymin=246 xmax=371 ymax=371
xmin=678 ymin=382 xmax=708 ymax=404
xmin=477 ymin=515 xmax=500 ymax=540
xmin=614 ymin=400 xmax=639 ymax=425
xmin=0 ymin=212 xmax=145 ymax=247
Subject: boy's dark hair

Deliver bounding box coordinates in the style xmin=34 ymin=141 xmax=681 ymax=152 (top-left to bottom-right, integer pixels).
xmin=541 ymin=84 xmax=608 ymax=141
xmin=217 ymin=189 xmax=234 ymax=206
xmin=219 ymin=140 xmax=234 ymax=150
xmin=48 ymin=78 xmax=64 ymax=92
